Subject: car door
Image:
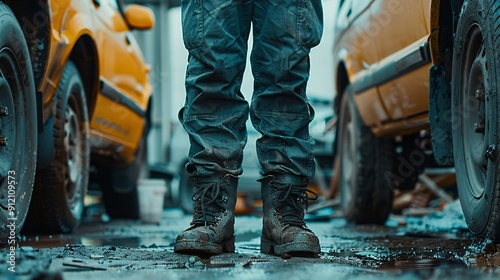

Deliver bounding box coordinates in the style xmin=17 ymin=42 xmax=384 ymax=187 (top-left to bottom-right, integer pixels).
xmin=90 ymin=0 xmax=149 ymax=157
xmin=336 ymin=0 xmax=378 ymax=72
xmin=371 ymin=0 xmax=431 ymax=122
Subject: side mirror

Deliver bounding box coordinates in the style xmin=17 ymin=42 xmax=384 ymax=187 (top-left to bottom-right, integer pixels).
xmin=124 ymin=4 xmax=155 ymax=30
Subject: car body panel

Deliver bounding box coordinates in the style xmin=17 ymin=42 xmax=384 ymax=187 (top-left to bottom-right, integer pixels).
xmin=422 ymin=0 xmax=432 ymax=32
xmin=38 ymin=0 xmax=153 ymax=164
xmin=372 ymin=0 xmax=430 ymax=125
xmin=371 ymin=0 xmax=428 ymax=60
xmin=337 ymin=0 xmax=379 ymax=77
xmin=91 ymin=1 xmax=151 ymax=161
xmin=334 ymin=0 xmax=433 ymax=137
xmin=334 ymin=0 xmax=388 ymax=129
xmin=40 ymin=0 xmax=96 ymax=117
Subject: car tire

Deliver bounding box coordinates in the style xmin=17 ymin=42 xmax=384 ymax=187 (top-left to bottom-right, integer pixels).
xmin=337 ymin=86 xmax=394 ymax=224
xmin=451 ymin=0 xmax=500 ymax=242
xmin=99 ymin=123 xmax=148 ymax=220
xmin=0 ymin=3 xmax=37 ymax=244
xmin=24 ymin=61 xmax=89 ymax=234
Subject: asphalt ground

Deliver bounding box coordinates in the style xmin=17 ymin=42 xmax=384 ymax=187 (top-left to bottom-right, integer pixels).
xmin=2 ymin=200 xmax=500 ymax=280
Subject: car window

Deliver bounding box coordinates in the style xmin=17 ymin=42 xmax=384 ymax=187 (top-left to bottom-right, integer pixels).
xmin=106 ymin=0 xmax=125 ymax=16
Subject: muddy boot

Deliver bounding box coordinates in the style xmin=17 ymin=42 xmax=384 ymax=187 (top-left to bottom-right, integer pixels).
xmin=174 ymin=175 xmax=238 ymax=255
xmin=260 ymin=175 xmax=320 ymax=257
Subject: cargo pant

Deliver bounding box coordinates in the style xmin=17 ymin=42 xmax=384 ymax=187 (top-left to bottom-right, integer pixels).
xmin=179 ymin=0 xmax=323 ymax=182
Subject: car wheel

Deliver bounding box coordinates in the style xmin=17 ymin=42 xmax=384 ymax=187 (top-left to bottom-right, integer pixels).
xmin=179 ymin=163 xmax=194 ymax=213
xmin=452 ymin=0 xmax=500 ymax=242
xmin=0 ymin=3 xmax=37 ymax=244
xmin=337 ymin=86 xmax=394 ymax=224
xmin=24 ymin=61 xmax=89 ymax=234
xmin=99 ymin=121 xmax=148 ymax=220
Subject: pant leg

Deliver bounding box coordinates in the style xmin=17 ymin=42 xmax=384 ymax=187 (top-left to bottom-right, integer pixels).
xmin=250 ymin=0 xmax=323 ymax=180
xmin=179 ymin=0 xmax=253 ymax=178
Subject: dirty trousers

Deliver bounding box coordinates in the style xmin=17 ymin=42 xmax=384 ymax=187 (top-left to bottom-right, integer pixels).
xmin=179 ymin=0 xmax=324 ymax=181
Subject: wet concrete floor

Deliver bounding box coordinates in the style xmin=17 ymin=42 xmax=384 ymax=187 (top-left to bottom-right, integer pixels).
xmin=3 ymin=200 xmax=500 ymax=279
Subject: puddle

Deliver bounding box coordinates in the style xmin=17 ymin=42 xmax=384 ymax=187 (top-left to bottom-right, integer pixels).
xmin=325 ymin=232 xmax=472 ymax=271
xmin=379 ymin=258 xmax=466 ymax=270
xmin=205 ymin=263 xmax=237 ymax=268
xmin=19 ymin=218 xmax=178 ymax=249
xmin=19 ymin=235 xmax=174 ymax=249
xmin=20 ymin=235 xmax=83 ymax=248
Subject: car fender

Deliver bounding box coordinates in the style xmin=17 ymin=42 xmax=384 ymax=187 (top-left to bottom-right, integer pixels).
xmin=428 ymin=0 xmax=463 ymax=166
xmin=40 ymin=5 xmax=97 ymax=120
xmin=38 ymin=5 xmax=98 ymax=168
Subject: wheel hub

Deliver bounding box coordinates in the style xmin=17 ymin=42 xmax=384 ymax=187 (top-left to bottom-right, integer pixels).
xmin=64 ymin=105 xmax=82 ymax=190
xmin=0 ymin=50 xmax=20 ymax=211
xmin=462 ymin=26 xmax=488 ymax=198
xmin=0 ymin=68 xmax=15 ymax=180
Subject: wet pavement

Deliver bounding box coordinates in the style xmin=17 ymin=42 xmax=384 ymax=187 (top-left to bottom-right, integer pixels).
xmin=3 ymin=200 xmax=500 ymax=279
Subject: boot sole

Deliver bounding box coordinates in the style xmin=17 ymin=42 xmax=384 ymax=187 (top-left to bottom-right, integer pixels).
xmin=260 ymin=237 xmax=320 ymax=257
xmin=174 ymin=236 xmax=235 ymax=255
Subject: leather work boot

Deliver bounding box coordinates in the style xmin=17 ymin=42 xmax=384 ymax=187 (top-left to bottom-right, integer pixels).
xmin=260 ymin=175 xmax=320 ymax=257
xmin=174 ymin=175 xmax=238 ymax=255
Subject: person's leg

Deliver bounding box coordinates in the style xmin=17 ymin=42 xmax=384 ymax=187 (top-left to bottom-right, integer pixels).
xmin=250 ymin=0 xmax=323 ymax=256
xmin=174 ymin=0 xmax=253 ymax=255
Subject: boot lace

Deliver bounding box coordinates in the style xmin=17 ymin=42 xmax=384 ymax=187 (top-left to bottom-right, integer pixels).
xmin=271 ymin=183 xmax=318 ymax=226
xmin=191 ymin=182 xmax=228 ymax=227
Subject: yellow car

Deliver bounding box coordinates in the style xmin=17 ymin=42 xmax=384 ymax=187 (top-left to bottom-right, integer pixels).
xmin=0 ymin=0 xmax=154 ymax=242
xmin=333 ymin=0 xmax=500 ymax=242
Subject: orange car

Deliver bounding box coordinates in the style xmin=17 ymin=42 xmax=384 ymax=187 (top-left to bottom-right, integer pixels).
xmin=333 ymin=0 xmax=500 ymax=242
xmin=0 ymin=0 xmax=154 ymax=242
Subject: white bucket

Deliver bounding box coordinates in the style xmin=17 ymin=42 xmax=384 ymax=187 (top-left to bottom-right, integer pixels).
xmin=138 ymin=179 xmax=167 ymax=223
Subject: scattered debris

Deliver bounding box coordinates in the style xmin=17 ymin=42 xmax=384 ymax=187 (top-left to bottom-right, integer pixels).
xmin=418 ymin=173 xmax=455 ymax=203
xmin=406 ymin=199 xmax=468 ymax=233
xmin=90 ymin=255 xmax=105 ymax=259
xmin=62 ymin=258 xmax=130 ymax=270
xmin=0 ymin=246 xmax=52 ymax=276
xmin=184 ymin=256 xmax=205 ymax=269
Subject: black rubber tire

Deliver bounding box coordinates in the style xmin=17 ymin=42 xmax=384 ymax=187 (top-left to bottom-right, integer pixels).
xmin=0 ymin=3 xmax=37 ymax=244
xmin=337 ymin=86 xmax=394 ymax=224
xmin=99 ymin=119 xmax=149 ymax=220
xmin=24 ymin=61 xmax=90 ymax=234
xmin=452 ymin=0 xmax=500 ymax=242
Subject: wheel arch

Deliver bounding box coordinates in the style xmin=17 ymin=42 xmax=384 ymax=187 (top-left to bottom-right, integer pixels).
xmin=334 ymin=61 xmax=350 ymax=114
xmin=429 ymin=0 xmax=464 ymax=66
xmin=333 ymin=61 xmax=350 ymax=156
xmin=428 ymin=0 xmax=464 ymax=166
xmin=68 ymin=35 xmax=99 ymax=120
xmin=37 ymin=34 xmax=99 ymax=169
